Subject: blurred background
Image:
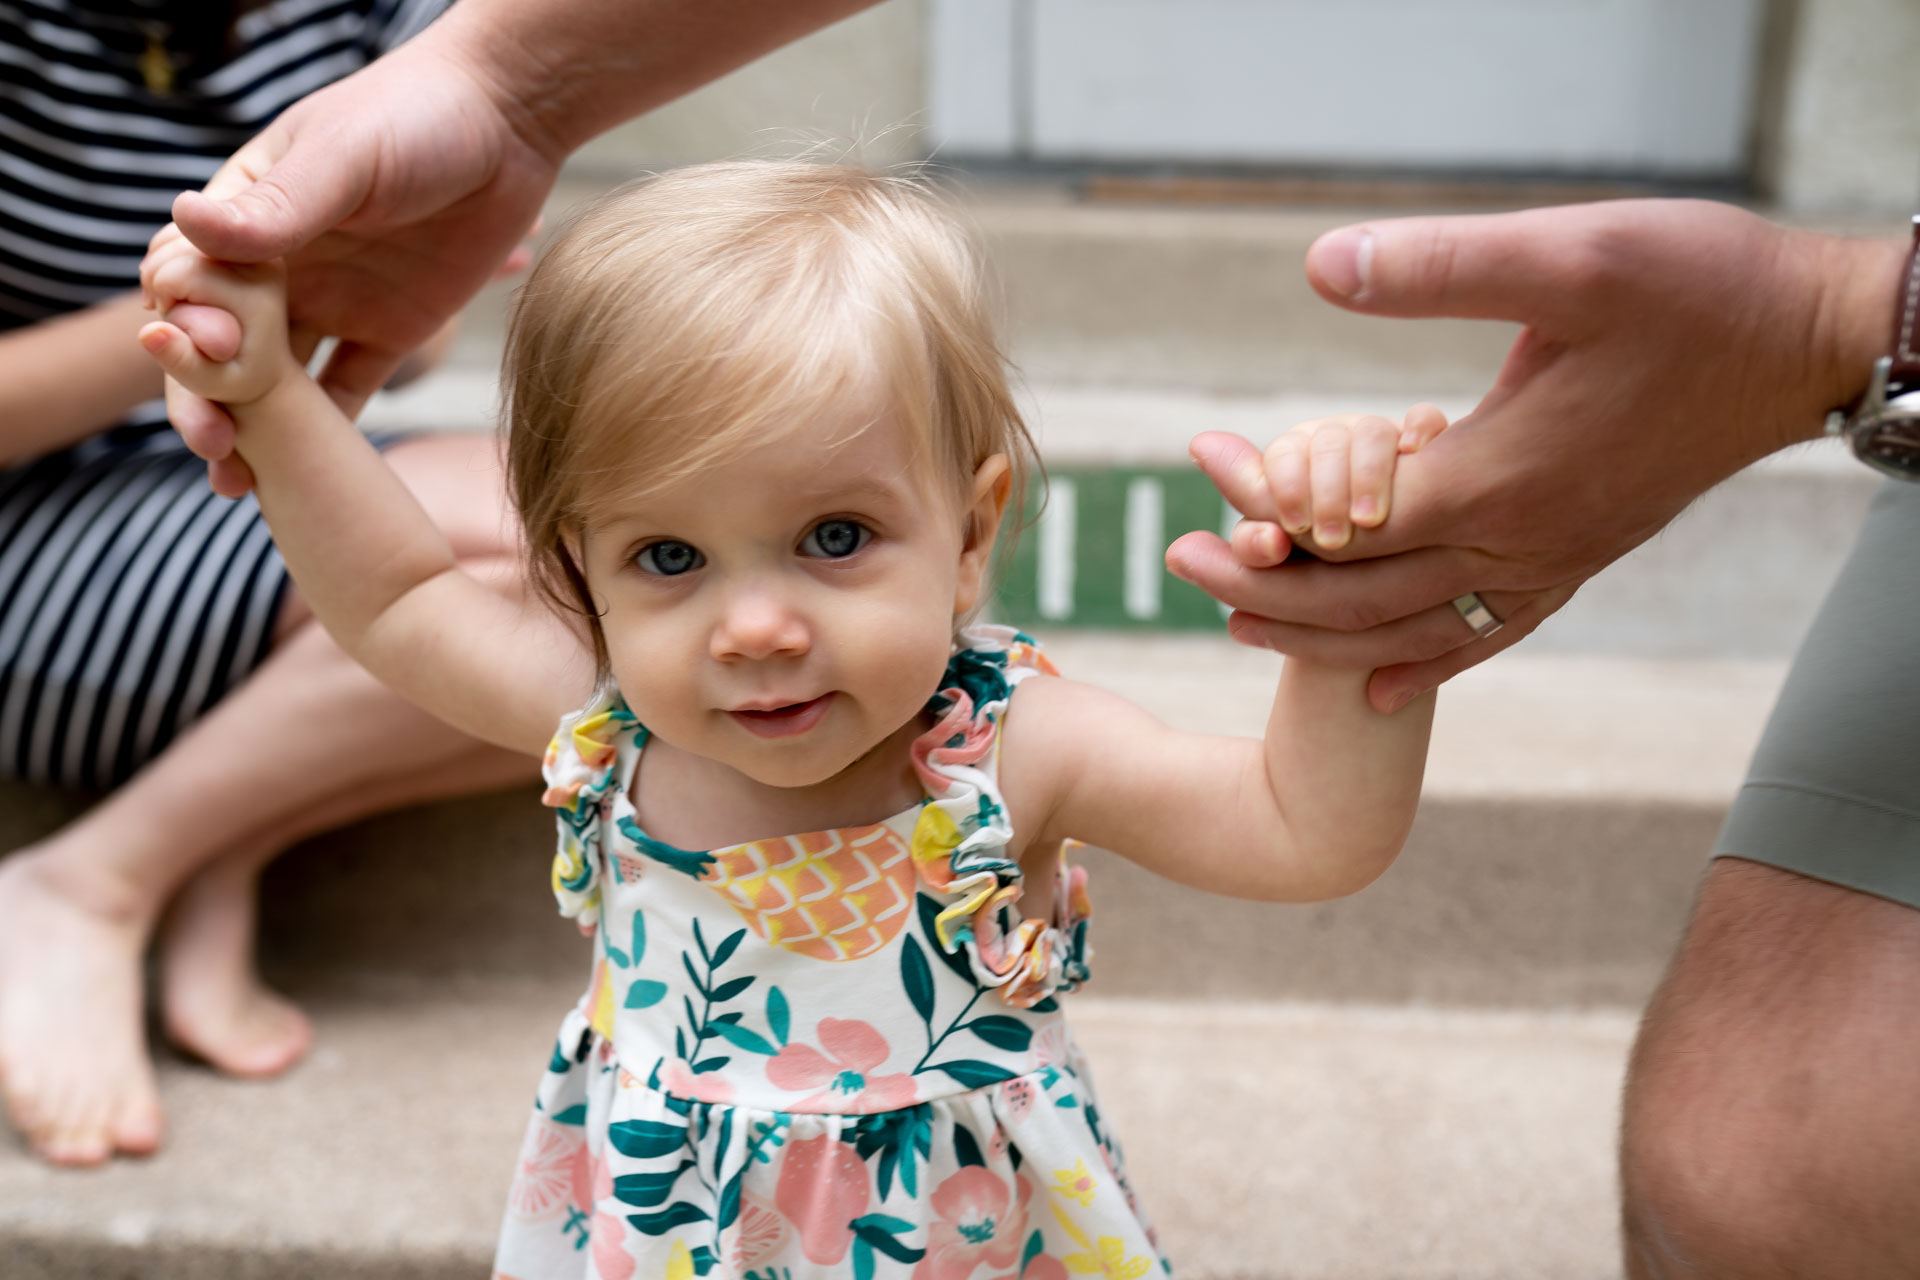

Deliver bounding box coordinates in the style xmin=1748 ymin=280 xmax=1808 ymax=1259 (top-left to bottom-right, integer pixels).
xmin=10 ymin=4 xmax=1918 ymax=1278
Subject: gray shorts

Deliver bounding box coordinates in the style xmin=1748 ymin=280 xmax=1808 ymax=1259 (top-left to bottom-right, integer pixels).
xmin=1715 ymin=479 xmax=1920 ymax=908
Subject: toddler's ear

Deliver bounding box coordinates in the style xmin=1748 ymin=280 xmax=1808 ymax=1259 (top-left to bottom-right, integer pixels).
xmin=954 ymin=454 xmax=1013 ymax=615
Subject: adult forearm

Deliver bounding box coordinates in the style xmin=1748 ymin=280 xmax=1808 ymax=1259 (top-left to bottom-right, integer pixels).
xmin=0 ymin=295 xmax=160 ymax=465
xmin=431 ymin=0 xmax=885 ymax=161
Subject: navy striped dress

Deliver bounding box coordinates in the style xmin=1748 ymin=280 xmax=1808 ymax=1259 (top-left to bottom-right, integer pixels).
xmin=0 ymin=0 xmax=446 ymax=787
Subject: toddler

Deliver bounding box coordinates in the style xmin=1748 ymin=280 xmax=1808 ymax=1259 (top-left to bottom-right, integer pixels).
xmin=139 ymin=162 xmax=1437 ymax=1279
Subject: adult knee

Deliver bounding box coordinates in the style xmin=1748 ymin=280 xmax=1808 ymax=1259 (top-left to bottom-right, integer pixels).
xmin=1621 ymin=859 xmax=1920 ymax=1279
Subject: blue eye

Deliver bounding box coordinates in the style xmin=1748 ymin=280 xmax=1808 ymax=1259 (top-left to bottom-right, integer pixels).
xmin=636 ymin=540 xmax=703 ymax=576
xmin=801 ymin=520 xmax=869 ymax=559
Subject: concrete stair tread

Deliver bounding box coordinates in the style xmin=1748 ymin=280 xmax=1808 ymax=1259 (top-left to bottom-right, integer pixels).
xmin=0 ymin=984 xmax=1630 ymax=1280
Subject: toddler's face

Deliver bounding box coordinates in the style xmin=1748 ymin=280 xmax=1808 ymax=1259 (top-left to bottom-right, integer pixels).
xmin=574 ymin=404 xmax=999 ymax=790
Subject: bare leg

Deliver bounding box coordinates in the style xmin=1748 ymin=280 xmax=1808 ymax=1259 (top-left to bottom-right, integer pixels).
xmin=1620 ymin=857 xmax=1920 ymax=1278
xmin=0 ymin=435 xmax=542 ymax=1165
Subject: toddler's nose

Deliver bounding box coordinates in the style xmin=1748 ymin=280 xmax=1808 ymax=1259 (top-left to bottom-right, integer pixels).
xmin=711 ymin=587 xmax=811 ymax=662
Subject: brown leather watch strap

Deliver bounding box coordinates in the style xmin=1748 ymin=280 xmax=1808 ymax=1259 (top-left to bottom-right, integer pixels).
xmin=1891 ymin=214 xmax=1920 ymax=385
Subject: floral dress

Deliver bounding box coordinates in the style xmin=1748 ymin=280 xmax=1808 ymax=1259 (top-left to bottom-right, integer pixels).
xmin=492 ymin=627 xmax=1167 ymax=1280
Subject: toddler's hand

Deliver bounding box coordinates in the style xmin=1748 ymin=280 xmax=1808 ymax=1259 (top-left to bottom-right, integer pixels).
xmin=1228 ymin=403 xmax=1450 ymax=564
xmin=137 ymin=224 xmax=298 ymax=409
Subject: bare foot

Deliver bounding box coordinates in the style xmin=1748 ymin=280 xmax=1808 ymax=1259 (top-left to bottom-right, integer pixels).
xmin=0 ymin=852 xmax=163 ymax=1165
xmin=158 ymin=856 xmax=312 ymax=1079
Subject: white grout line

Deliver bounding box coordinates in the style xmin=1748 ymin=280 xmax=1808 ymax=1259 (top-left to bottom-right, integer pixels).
xmin=1123 ymin=476 xmax=1163 ymax=619
xmin=1036 ymin=476 xmax=1077 ymax=620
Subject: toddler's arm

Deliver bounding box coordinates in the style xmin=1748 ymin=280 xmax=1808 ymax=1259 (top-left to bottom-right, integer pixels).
xmin=1000 ymin=410 xmax=1444 ymax=903
xmin=138 ymin=234 xmax=588 ymax=756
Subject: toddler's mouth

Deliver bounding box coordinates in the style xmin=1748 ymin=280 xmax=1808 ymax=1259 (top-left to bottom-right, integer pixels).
xmin=729 ymin=693 xmax=835 ymax=738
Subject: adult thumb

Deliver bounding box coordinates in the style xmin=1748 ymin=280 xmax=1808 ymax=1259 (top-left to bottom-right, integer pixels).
xmin=172 ymin=120 xmax=369 ymax=263
xmin=1304 ymin=206 xmax=1599 ymax=324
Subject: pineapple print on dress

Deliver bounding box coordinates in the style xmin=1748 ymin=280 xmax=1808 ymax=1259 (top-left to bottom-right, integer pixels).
xmin=700 ymin=823 xmax=917 ymax=961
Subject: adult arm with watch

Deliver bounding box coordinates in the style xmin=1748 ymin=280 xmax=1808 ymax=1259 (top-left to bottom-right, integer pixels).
xmin=1172 ymin=197 xmax=1920 ymax=1278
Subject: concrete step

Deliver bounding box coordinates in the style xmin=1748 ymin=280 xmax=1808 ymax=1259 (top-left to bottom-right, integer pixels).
xmin=0 ymin=985 xmax=1631 ymax=1280
xmin=439 ymin=178 xmax=1521 ymax=399
xmin=0 ymin=643 xmax=1778 ymax=1009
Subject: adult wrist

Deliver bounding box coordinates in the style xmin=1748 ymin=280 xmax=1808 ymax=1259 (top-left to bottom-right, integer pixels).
xmin=1805 ymin=230 xmax=1908 ymax=447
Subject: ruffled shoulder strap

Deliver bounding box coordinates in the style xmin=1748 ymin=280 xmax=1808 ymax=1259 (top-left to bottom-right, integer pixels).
xmin=908 ymin=625 xmax=1089 ymax=1007
xmin=542 ymin=688 xmax=646 ymax=932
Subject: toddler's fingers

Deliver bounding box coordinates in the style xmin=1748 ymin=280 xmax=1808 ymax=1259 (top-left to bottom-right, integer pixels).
xmin=1400 ymin=402 xmax=1449 ymax=453
xmin=167 ymin=303 xmax=241 ymax=363
xmin=140 ymin=320 xmax=229 ymax=401
xmin=1307 ymin=422 xmax=1354 ymax=550
xmin=1229 ymin=519 xmax=1291 ymax=568
xmin=1347 ymin=416 xmax=1401 ymax=528
xmin=1262 ymin=433 xmax=1312 ymax=534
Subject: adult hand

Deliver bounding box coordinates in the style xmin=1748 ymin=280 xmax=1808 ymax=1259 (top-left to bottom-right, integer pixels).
xmin=164 ymin=29 xmax=559 ymax=496
xmin=1166 ymin=199 xmax=1904 ymax=711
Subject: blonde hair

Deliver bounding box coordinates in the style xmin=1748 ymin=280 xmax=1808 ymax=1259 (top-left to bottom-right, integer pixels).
xmin=504 ymin=161 xmax=1035 ymax=671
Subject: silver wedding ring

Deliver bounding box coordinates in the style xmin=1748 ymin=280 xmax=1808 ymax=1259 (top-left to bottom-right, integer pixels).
xmin=1451 ymin=592 xmax=1504 ymax=639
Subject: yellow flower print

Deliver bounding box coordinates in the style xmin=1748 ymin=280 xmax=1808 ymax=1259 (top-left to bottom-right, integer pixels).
xmin=1051 ymin=1158 xmax=1098 ymax=1207
xmin=664 ymin=1240 xmax=694 ymax=1280
xmin=1064 ymin=1238 xmax=1153 ymax=1279
xmin=1050 ymin=1202 xmax=1151 ymax=1279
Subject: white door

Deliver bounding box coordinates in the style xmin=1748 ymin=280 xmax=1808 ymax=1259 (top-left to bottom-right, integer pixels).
xmin=930 ymin=0 xmax=1768 ymax=177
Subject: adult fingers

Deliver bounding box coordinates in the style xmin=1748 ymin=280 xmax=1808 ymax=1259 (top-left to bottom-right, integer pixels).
xmin=172 ymin=118 xmax=366 ymax=263
xmin=1364 ymin=583 xmax=1580 ymax=712
xmin=1304 ymin=204 xmax=1621 ymax=321
xmin=1222 ymin=587 xmax=1538 ymax=671
xmin=1165 ymin=530 xmax=1485 ymax=632
xmin=1189 ymin=432 xmax=1279 ymax=523
xmin=207 ymin=454 xmax=257 ymax=499
xmin=316 ymin=340 xmax=403 ymax=421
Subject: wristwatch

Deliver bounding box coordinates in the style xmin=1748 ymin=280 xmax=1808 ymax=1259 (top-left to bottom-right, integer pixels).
xmin=1827 ymin=214 xmax=1920 ymax=481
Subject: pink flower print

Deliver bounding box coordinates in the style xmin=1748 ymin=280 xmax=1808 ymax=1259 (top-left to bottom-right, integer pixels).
xmin=1000 ymin=1076 xmax=1037 ymax=1125
xmin=1027 ymin=1022 xmax=1071 ymax=1075
xmin=767 ymin=1018 xmax=918 ymax=1113
xmin=773 ymin=1134 xmax=872 ymax=1264
xmin=729 ymin=1193 xmax=792 ymax=1271
xmin=1016 ymin=1256 xmax=1070 ymax=1280
xmin=505 ymin=1115 xmax=592 ymax=1221
xmin=588 ymin=1209 xmax=636 ymax=1280
xmin=658 ymin=1057 xmax=736 ymax=1104
xmin=913 ymin=1166 xmax=1031 ymax=1280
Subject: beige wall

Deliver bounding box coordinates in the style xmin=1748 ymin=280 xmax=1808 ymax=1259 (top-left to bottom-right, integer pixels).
xmin=1771 ymin=0 xmax=1920 ymax=213
xmin=561 ymin=0 xmax=1920 ymax=216
xmin=564 ymin=1 xmax=927 ymax=178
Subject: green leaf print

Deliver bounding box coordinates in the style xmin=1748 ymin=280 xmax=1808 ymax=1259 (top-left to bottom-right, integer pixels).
xmin=852 ymin=1237 xmax=875 ymax=1280
xmin=1022 ymin=1230 xmax=1045 ymax=1272
xmin=952 ymin=1123 xmax=985 ymax=1168
xmin=710 ymin=927 xmax=747 ymax=970
xmin=853 ymin=1220 xmax=927 ymax=1264
xmin=627 ymin=1201 xmax=711 ymax=1235
xmin=934 ymin=1059 xmax=1016 ymax=1089
xmin=717 ymin=1169 xmax=744 ymax=1231
xmin=710 ymin=976 xmax=754 ymax=1003
xmin=613 ymin=1160 xmax=695 ymax=1208
xmin=605 ymin=940 xmax=630 ymax=968
xmin=551 ymin=1104 xmax=587 ymax=1126
xmin=965 ymin=1015 xmax=1033 ymax=1053
xmin=608 ymin=1118 xmax=689 ymax=1160
xmin=710 ymin=1021 xmax=778 ymax=1055
xmin=626 ymin=979 xmax=669 ymax=1009
xmin=630 ymin=913 xmax=649 ymax=966
xmin=766 ymin=987 xmax=790 ymax=1046
xmin=901 ymin=935 xmax=935 ymax=1025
